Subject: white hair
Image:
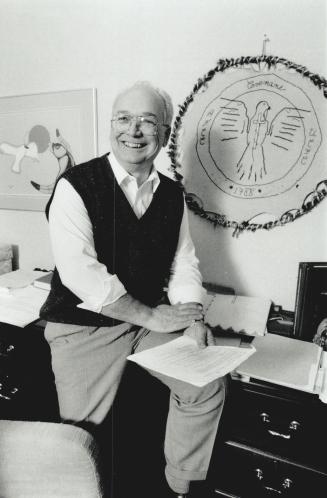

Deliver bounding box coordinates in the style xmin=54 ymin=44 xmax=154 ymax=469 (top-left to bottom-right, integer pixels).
xmin=113 ymin=81 xmax=174 ymax=126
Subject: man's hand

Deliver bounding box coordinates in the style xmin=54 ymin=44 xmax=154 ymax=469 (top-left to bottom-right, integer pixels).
xmin=313 ymin=318 xmax=327 ymax=346
xmin=102 ymin=295 xmax=203 ymax=333
xmin=148 ymin=303 xmax=204 ymax=333
xmin=184 ymin=321 xmax=215 ymax=348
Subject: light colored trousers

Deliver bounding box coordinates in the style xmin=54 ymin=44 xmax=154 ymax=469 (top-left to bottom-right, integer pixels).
xmin=44 ymin=322 xmax=226 ymax=494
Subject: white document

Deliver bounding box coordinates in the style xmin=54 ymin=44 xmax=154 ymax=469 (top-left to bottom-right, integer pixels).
xmin=0 ymin=269 xmax=45 ymax=294
xmin=127 ymin=335 xmax=255 ymax=387
xmin=0 ymin=285 xmax=49 ymax=327
xmin=236 ymin=333 xmax=322 ymax=393
xmin=204 ymin=293 xmax=271 ymax=336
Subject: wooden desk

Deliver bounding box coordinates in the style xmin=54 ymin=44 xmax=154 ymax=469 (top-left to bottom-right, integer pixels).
xmin=2 ymin=320 xmax=326 ymax=497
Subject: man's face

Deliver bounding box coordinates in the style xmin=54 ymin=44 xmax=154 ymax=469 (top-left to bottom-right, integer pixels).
xmin=110 ymin=86 xmax=169 ymax=171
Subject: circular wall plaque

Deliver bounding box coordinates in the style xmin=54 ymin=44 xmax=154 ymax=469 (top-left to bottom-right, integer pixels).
xmin=169 ymin=56 xmax=327 ymax=235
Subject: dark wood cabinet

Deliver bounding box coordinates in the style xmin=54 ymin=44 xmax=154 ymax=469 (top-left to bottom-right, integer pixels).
xmin=209 ymin=378 xmax=327 ymax=497
xmin=0 ymin=321 xmax=59 ymax=422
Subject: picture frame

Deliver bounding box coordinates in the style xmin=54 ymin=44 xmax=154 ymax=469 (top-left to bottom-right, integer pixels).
xmin=293 ymin=262 xmax=327 ymax=342
xmin=0 ymin=88 xmax=97 ymax=211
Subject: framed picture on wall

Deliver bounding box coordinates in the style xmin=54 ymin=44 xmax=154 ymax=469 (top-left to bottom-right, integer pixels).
xmin=293 ymin=262 xmax=327 ymax=342
xmin=0 ymin=88 xmax=97 ymax=211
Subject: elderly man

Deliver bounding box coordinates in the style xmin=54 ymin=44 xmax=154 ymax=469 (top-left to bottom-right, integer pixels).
xmin=41 ymin=81 xmax=226 ymax=497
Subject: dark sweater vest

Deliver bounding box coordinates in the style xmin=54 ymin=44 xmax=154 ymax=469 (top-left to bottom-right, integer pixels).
xmin=40 ymin=154 xmax=184 ymax=326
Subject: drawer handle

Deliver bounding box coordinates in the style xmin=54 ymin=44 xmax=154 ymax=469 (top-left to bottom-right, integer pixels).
xmin=282 ymin=478 xmax=293 ymax=489
xmin=289 ymin=420 xmax=301 ymax=431
xmin=0 ymin=393 xmax=11 ymax=400
xmin=0 ymin=384 xmax=18 ymax=401
xmin=267 ymin=421 xmax=301 ymax=439
xmin=0 ymin=344 xmax=14 ymax=356
xmin=260 ymin=412 xmax=271 ymax=423
xmin=260 ymin=414 xmax=301 ymax=432
xmin=264 ymin=478 xmax=293 ymax=495
xmin=268 ymin=429 xmax=291 ymax=439
xmin=255 ymin=468 xmax=263 ymax=480
xmin=255 ymin=470 xmax=293 ymax=495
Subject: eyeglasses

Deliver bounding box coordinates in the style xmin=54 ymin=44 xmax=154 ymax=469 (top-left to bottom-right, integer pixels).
xmin=111 ymin=114 xmax=169 ymax=136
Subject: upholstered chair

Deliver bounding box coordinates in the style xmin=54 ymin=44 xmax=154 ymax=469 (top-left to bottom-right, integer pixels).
xmin=0 ymin=420 xmax=104 ymax=497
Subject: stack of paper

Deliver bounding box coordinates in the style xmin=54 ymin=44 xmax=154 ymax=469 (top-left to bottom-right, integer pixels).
xmin=235 ymin=333 xmax=322 ymax=393
xmin=203 ymin=293 xmax=271 ymax=336
xmin=0 ymin=269 xmax=46 ymax=295
xmin=0 ymin=272 xmax=49 ymax=327
xmin=128 ymin=335 xmax=255 ymax=386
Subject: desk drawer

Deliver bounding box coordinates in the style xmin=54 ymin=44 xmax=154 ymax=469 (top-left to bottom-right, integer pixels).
xmin=0 ymin=323 xmax=59 ymax=421
xmin=0 ymin=336 xmax=18 ymax=401
xmin=227 ymin=385 xmax=327 ymax=468
xmin=213 ymin=441 xmax=327 ymax=498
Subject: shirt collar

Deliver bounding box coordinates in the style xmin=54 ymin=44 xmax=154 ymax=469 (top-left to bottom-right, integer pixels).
xmin=109 ymin=152 xmax=160 ymax=191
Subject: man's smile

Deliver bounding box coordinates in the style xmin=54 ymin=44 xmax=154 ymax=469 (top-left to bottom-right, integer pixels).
xmin=121 ymin=141 xmax=147 ymax=149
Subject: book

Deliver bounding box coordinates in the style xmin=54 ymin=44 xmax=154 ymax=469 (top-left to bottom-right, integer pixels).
xmin=203 ymin=292 xmax=271 ymax=337
xmin=235 ymin=333 xmax=323 ymax=393
xmin=33 ymin=272 xmax=53 ymax=291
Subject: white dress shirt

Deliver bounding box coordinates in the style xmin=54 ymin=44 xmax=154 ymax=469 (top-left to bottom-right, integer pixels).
xmin=48 ymin=153 xmax=206 ymax=313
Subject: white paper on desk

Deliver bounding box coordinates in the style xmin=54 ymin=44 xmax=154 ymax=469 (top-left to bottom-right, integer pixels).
xmin=0 ymin=285 xmax=49 ymax=327
xmin=0 ymin=269 xmax=46 ymax=291
xmin=127 ymin=336 xmax=255 ymax=386
xmin=204 ymin=293 xmax=271 ymax=336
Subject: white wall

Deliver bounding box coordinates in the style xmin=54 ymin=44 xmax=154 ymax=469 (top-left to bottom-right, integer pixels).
xmin=0 ymin=0 xmax=326 ymax=309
